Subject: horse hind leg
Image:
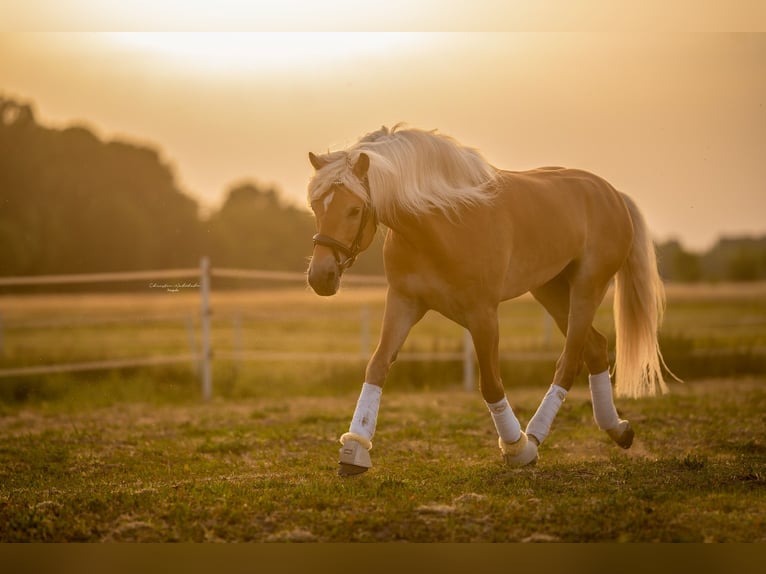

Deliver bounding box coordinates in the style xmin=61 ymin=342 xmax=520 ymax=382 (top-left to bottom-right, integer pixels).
xmin=589 ymin=370 xmax=634 ymax=449
xmin=529 ymin=275 xmax=634 ymax=449
xmin=580 ymin=303 xmax=635 ymax=449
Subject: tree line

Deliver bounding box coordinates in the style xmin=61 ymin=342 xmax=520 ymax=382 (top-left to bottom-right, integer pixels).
xmin=657 ymin=236 xmax=766 ymax=283
xmin=0 ymin=95 xmax=383 ymax=285
xmin=0 ymin=96 xmax=762 ymax=286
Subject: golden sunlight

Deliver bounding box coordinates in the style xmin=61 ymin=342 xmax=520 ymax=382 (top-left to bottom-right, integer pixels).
xmin=104 ymin=32 xmax=424 ymax=75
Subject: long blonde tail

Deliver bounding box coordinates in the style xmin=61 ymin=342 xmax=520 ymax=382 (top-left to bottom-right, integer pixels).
xmin=613 ymin=194 xmax=674 ymax=398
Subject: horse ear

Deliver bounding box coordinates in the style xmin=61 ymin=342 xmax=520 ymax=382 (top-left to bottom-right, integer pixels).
xmin=352 ymin=153 xmax=370 ymax=179
xmin=309 ymin=152 xmax=327 ymax=171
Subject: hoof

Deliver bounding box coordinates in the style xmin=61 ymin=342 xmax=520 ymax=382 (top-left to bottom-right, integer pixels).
xmin=606 ymin=419 xmax=634 ymax=449
xmin=338 ymin=434 xmax=372 ymax=477
xmin=338 ymin=462 xmax=369 ymax=477
xmin=499 ymin=432 xmax=539 ymax=467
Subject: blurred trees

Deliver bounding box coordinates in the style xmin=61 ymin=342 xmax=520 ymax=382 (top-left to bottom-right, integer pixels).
xmin=656 ymin=240 xmax=703 ymax=283
xmin=701 ymin=236 xmax=766 ymax=282
xmin=1 ymin=96 xmax=763 ymax=283
xmin=0 ymin=96 xmax=326 ymax=279
xmin=657 ymin=237 xmax=766 ymax=283
xmin=205 ymin=182 xmax=315 ymax=271
xmin=204 ymin=182 xmax=385 ymax=275
xmin=1 ymin=97 xmax=201 ymax=275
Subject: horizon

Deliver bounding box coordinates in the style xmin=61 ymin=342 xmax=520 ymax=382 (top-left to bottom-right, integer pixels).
xmin=6 ymin=93 xmax=765 ymax=256
xmin=1 ymin=8 xmax=765 ymax=252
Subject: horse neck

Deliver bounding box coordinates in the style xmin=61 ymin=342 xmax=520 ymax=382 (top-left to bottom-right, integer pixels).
xmin=379 ymin=206 xmax=456 ymax=257
xmin=379 ymin=206 xmax=424 ymax=236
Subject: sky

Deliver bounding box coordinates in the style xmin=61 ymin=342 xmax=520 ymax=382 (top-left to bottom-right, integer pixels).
xmin=1 ymin=2 xmax=765 ymax=251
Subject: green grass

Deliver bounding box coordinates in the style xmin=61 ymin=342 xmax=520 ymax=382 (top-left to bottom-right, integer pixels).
xmin=0 ymin=284 xmax=765 ymax=541
xmin=0 ymin=378 xmax=764 ymax=542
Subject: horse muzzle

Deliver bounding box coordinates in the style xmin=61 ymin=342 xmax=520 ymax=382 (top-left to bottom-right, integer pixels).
xmin=307 ymin=250 xmax=341 ymax=296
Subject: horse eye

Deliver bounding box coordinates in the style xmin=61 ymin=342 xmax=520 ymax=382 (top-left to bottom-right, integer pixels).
xmin=347 ymin=206 xmax=362 ymax=218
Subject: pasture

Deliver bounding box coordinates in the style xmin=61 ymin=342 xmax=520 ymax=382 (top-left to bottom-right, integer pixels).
xmin=0 ymin=284 xmax=765 ymax=542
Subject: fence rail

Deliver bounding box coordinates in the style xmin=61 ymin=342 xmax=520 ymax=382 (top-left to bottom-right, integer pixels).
xmin=0 ymin=355 xmax=199 ymax=379
xmin=0 ymin=268 xmax=199 ymax=287
xmin=0 ymin=258 xmax=415 ymax=398
xmin=0 ymin=259 xmax=562 ymax=397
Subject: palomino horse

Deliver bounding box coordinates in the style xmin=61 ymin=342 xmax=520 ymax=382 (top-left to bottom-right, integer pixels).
xmin=307 ymin=125 xmax=672 ymax=476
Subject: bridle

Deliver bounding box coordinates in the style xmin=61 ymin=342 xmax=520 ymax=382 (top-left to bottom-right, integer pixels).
xmin=312 ymin=177 xmax=376 ymax=271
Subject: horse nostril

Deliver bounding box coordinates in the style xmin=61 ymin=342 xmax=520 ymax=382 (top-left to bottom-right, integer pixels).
xmin=326 ymin=268 xmax=337 ymax=283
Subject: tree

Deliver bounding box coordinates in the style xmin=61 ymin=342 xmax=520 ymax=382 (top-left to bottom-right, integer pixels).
xmin=205 ymin=182 xmax=315 ymax=271
xmin=703 ymin=236 xmax=766 ymax=282
xmin=656 ymin=240 xmax=702 ymax=283
xmin=0 ymin=96 xmax=202 ymax=277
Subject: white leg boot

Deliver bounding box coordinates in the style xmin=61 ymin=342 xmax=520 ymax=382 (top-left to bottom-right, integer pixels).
xmin=338 ymin=383 xmax=381 ymax=476
xmin=590 ymin=371 xmax=634 ymax=449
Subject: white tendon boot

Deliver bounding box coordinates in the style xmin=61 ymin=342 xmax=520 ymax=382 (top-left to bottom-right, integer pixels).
xmin=589 ymin=371 xmax=634 ymax=449
xmin=526 ymin=384 xmax=568 ymax=446
xmin=338 ymin=383 xmax=381 ymax=476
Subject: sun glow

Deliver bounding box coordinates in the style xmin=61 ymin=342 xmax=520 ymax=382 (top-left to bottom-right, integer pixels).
xmin=105 ymin=32 xmax=423 ymax=75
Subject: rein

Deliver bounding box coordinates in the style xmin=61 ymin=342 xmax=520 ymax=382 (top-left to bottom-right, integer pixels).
xmin=312 ymin=177 xmax=375 ymax=271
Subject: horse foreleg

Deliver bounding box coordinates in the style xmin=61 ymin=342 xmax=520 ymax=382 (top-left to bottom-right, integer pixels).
xmin=338 ymin=289 xmax=425 ymax=477
xmin=467 ymin=307 xmax=538 ymax=467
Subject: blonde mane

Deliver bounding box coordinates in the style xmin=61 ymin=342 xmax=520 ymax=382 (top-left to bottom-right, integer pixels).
xmin=308 ymin=125 xmax=498 ymax=221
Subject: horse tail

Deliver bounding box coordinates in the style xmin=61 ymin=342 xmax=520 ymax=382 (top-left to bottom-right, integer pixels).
xmin=613 ymin=193 xmax=675 ymax=398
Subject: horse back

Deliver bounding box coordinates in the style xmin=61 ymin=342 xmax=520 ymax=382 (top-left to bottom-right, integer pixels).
xmin=381 ymin=167 xmax=633 ymax=309
xmin=493 ymin=168 xmax=634 ymax=289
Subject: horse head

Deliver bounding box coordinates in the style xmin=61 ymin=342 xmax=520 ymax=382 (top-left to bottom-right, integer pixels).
xmin=307 ymin=152 xmax=377 ymax=296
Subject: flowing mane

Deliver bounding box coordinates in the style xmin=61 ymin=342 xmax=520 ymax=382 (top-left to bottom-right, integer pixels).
xmin=308 ymin=125 xmax=498 ymax=220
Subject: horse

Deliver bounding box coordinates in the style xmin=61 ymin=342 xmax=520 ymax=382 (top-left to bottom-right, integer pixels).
xmin=306 ymin=125 xmax=674 ymax=476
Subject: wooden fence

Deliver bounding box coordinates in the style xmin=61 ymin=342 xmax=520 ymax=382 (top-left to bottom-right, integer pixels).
xmin=0 ymin=258 xmax=487 ymax=399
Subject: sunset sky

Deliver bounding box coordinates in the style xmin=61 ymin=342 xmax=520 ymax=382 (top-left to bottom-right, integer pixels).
xmin=2 ymin=2 xmax=764 ymax=251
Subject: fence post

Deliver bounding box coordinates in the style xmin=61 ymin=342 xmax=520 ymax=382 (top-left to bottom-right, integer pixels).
xmin=200 ymin=256 xmax=212 ymax=401
xmin=463 ymin=329 xmax=474 ymax=391
xmin=232 ymin=311 xmax=243 ymax=374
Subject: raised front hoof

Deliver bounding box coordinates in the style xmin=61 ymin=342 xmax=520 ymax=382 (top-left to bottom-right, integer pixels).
xmin=606 ymin=419 xmax=634 ymax=449
xmin=499 ymin=432 xmax=539 ymax=468
xmin=338 ymin=462 xmax=369 ymax=477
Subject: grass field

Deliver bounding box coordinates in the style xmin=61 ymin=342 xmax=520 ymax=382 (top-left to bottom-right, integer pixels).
xmin=0 ymin=378 xmax=764 ymax=542
xmin=0 ymin=283 xmax=765 ymax=542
